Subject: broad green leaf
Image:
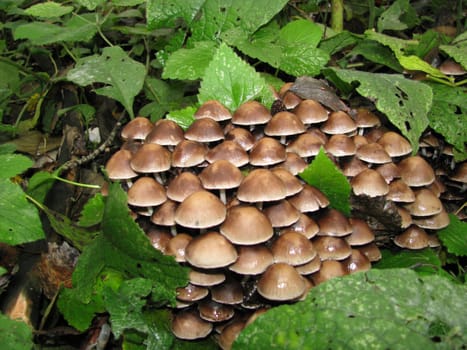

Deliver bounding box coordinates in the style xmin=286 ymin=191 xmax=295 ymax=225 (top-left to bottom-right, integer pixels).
xmin=189 ymin=0 xmax=289 ymax=42
xmin=78 ymin=192 xmax=105 ymax=227
xmin=374 ymin=249 xmax=442 ymax=276
xmin=0 ymin=143 xmax=16 ymax=155
xmin=319 ymin=30 xmax=359 ymax=56
xmin=13 ymin=15 xmax=97 ymax=45
xmin=438 ymin=214 xmax=467 ymax=257
xmin=396 ymin=54 xmax=448 ymax=80
xmin=426 ymin=82 xmax=467 ymax=161
xmin=377 ymin=0 xmax=419 ymax=32
xmin=113 ymin=0 xmax=145 ymax=5
xmin=198 ymin=43 xmax=271 ymax=111
xmin=146 ymin=0 xmax=206 ymax=30
xmin=0 ymin=154 xmax=32 ymax=179
xmin=411 ymin=30 xmax=448 ymax=59
xmin=328 ymin=68 xmax=432 ymax=153
xmin=75 ymin=0 xmax=104 ymax=10
xmin=67 ymin=46 xmax=146 ymax=119
xmin=162 ymin=41 xmax=217 ymax=80
xmin=0 ymin=179 xmax=44 ymax=245
xmin=348 ymin=40 xmax=403 ymax=72
xmin=24 ymin=2 xmax=73 ymax=18
xmin=235 ymin=269 xmax=467 ymax=349
xmin=166 ymin=106 xmax=197 ymax=130
xmin=0 ymin=61 xmax=20 ymax=92
xmin=440 ymin=32 xmax=467 ymax=69
xmin=225 ymin=20 xmax=329 ymax=77
xmin=299 ymin=148 xmax=351 ymax=216
xmin=26 ymin=170 xmax=56 ymax=204
xmin=0 ymin=313 xmax=33 ymax=350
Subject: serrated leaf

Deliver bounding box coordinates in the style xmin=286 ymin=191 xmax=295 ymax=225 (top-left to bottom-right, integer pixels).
xmin=67 ymin=46 xmax=146 ymax=119
xmin=426 ymin=82 xmax=467 ymax=161
xmin=299 ymin=148 xmax=351 ymax=215
xmin=438 ymin=214 xmax=467 ymax=257
xmin=235 ymin=269 xmax=467 ymax=349
xmin=78 ymin=192 xmax=105 ymax=227
xmin=0 ymin=313 xmax=33 ymax=350
xmin=146 ymin=0 xmax=206 ymax=30
xmin=13 ymin=15 xmax=97 ymax=45
xmin=198 ymin=43 xmax=270 ymax=111
xmin=162 ymin=41 xmax=217 ymax=80
xmin=225 ymin=20 xmax=329 ymax=77
xmin=0 ymin=154 xmax=32 ymax=179
xmin=328 ymin=68 xmax=431 ymax=153
xmin=166 ymin=106 xmax=196 ymax=130
xmin=0 ymin=179 xmax=44 ymax=245
xmin=24 ymin=2 xmax=73 ymax=18
xmin=377 ymin=0 xmax=419 ymax=32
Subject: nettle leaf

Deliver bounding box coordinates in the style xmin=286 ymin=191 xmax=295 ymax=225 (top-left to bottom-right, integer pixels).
xmin=328 ymin=68 xmax=431 ymax=153
xmin=67 ymin=46 xmax=146 ymax=119
xmin=146 ymin=0 xmax=206 ymax=30
xmin=235 ymin=269 xmax=467 ymax=349
xmin=440 ymin=31 xmax=467 ymax=69
xmin=0 ymin=153 xmax=32 ymax=179
xmin=13 ymin=14 xmax=97 ymax=45
xmin=299 ymin=148 xmax=351 ymax=216
xmin=24 ymin=2 xmax=74 ymax=18
xmin=0 ymin=313 xmax=33 ymax=350
xmin=377 ymin=0 xmax=419 ymax=32
xmin=225 ymin=19 xmax=329 ymax=77
xmin=162 ymin=41 xmax=217 ymax=80
xmin=0 ymin=178 xmax=44 ymax=245
xmin=189 ymin=0 xmax=289 ymax=42
xmin=426 ymin=82 xmax=467 ymax=161
xmin=198 ymin=43 xmax=272 ymax=111
xmin=78 ymin=192 xmax=105 ymax=228
xmin=166 ymin=106 xmax=197 ymax=130
xmin=438 ymin=214 xmax=467 ymax=257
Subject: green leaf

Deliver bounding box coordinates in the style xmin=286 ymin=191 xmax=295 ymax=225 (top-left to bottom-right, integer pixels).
xmin=166 ymin=106 xmax=197 ymax=130
xmin=377 ymin=0 xmax=419 ymax=32
xmin=374 ymin=249 xmax=443 ymax=276
xmin=78 ymin=193 xmax=105 ymax=227
xmin=0 ymin=179 xmax=45 ymax=245
xmin=426 ymin=82 xmax=467 ymax=161
xmin=0 ymin=313 xmax=33 ymax=350
xmin=198 ymin=43 xmax=271 ymax=111
xmin=0 ymin=154 xmax=32 ymax=179
xmin=348 ymin=40 xmax=403 ymax=72
xmin=440 ymin=31 xmax=467 ymax=69
xmin=162 ymin=41 xmax=217 ymax=80
xmin=235 ymin=269 xmax=467 ymax=349
xmin=328 ymin=68 xmax=431 ymax=153
xmin=75 ymin=0 xmax=104 ymax=11
xmin=26 ymin=170 xmax=57 ymax=204
xmin=67 ymin=46 xmax=146 ymax=119
xmin=24 ymin=2 xmax=74 ymax=18
xmin=438 ymin=214 xmax=467 ymax=257
xmin=319 ymin=30 xmax=359 ymax=56
xmin=299 ymin=148 xmax=351 ymax=216
xmin=146 ymin=0 xmax=206 ymax=30
xmin=13 ymin=15 xmax=97 ymax=45
xmin=225 ymin=20 xmax=329 ymax=77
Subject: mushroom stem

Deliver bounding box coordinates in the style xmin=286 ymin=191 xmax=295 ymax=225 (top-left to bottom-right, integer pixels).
xmin=280 ymin=135 xmax=287 ymax=145
xmin=219 ymin=189 xmax=227 ymax=204
xmin=170 ymin=225 xmax=178 ymax=236
xmin=154 ymin=172 xmax=165 ymax=185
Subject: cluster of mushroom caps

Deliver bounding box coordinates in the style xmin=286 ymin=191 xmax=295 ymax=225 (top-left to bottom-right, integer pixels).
xmin=104 ymin=84 xmax=457 ymax=348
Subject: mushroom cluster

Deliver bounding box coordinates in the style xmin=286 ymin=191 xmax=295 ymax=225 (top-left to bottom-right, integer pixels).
xmin=105 ymin=84 xmax=458 ymax=348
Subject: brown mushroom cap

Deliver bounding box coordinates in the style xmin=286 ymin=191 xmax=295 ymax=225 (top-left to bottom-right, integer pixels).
xmin=185 ymin=118 xmax=224 ymax=143
xmin=317 ymin=209 xmax=353 ymax=237
xmin=264 ymin=111 xmax=305 ymax=138
xmin=175 ymin=191 xmax=226 ymax=229
xmin=281 ymin=214 xmax=320 ymax=239
xmin=356 ymin=143 xmax=392 ymax=164
xmin=206 ymin=141 xmax=249 ymax=167
xmin=293 ymin=99 xmax=328 ymax=124
xmin=220 ymin=205 xmax=273 ymax=245
xmin=289 ymin=184 xmax=330 ymax=213
xmin=127 ymin=176 xmax=167 ymax=207
xmin=171 ymin=309 xmax=213 ymax=340
xmin=194 ymin=100 xmax=232 ymax=121
xmin=130 ymin=143 xmax=171 ymax=173
xmin=176 ymin=283 xmax=209 ymax=302
xmin=343 ymin=249 xmax=371 ymax=274
xmin=271 ymin=168 xmax=304 ymax=196
xmin=166 ymin=233 xmax=193 ymax=263
xmin=271 ymin=231 xmax=317 ymax=266
xmin=228 ymin=245 xmax=273 ymax=275
xmin=249 ymin=137 xmax=287 ymax=166
xmin=232 ymin=101 xmax=272 ymax=126
xmin=398 ymin=156 xmax=435 ymax=187
xmin=340 ymin=156 xmax=368 ymax=177
xmin=286 ymin=132 xmax=324 ymax=158
xmin=393 ymin=225 xmax=430 ymax=249
xmin=397 ymin=207 xmax=413 ymax=229
xmin=225 ymin=127 xmax=256 ymax=151
xmin=237 ymin=169 xmax=287 ymax=203
xmin=199 ymin=160 xmax=243 ymax=190
xmin=189 ymin=269 xmax=226 ymax=287
xmin=210 ymin=278 xmax=244 ymax=305
xmin=325 ymin=134 xmax=356 ymax=157
xmin=105 ymin=149 xmax=138 ymax=180
xmin=386 ymin=179 xmax=415 ymax=202
xmin=313 ymin=236 xmax=352 ymax=261
xmin=376 ymin=162 xmax=401 ymax=183
xmin=217 ymin=320 xmax=246 ymax=350
xmin=377 ymin=131 xmax=412 ymax=157
xmin=167 ymin=172 xmax=204 ymax=202
xmin=295 ymin=255 xmax=321 ymax=275
xmin=172 ymin=140 xmax=207 ymax=168
xmin=146 ymin=228 xmax=172 ymax=254
xmin=185 ymin=231 xmax=238 ymax=269
xmin=257 ymin=263 xmax=306 ymax=301
xmin=263 ymin=200 xmax=301 ymax=228
xmin=412 ymin=209 xmax=450 ymax=230
xmin=438 ymin=59 xmax=466 ymax=76
xmin=321 ymin=111 xmax=357 ymax=135
xmin=449 ymin=162 xmax=467 ymax=183
xmin=404 ymin=188 xmax=443 ymax=217
xmin=354 ymin=108 xmax=381 ymax=129
xmin=145 ymin=119 xmax=184 ymax=146
xmin=311 ymin=260 xmax=347 ymax=286
xmin=198 ymin=300 xmax=235 ymax=323
xmin=356 ymin=242 xmax=382 ymax=262
xmin=346 ymin=218 xmax=375 ymax=246
xmin=121 ymin=116 xmax=154 ymax=141
xmin=351 ymin=169 xmax=389 ymax=197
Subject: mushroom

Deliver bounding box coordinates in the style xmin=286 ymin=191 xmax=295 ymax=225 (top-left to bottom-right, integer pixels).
xmin=167 ymin=172 xmax=204 ymax=202
xmin=393 ymin=225 xmax=430 ymax=249
xmin=277 ymin=152 xmax=308 ymax=175
xmin=324 ymin=134 xmax=357 ymax=158
xmin=398 ymin=156 xmax=435 ymax=187
xmin=184 ymin=118 xmax=224 ymax=144
xmin=288 ymin=184 xmax=330 ymax=213
xmin=264 ymin=111 xmax=305 ymax=144
xmin=293 ymin=99 xmax=328 ymax=126
xmin=295 ymin=255 xmax=321 ymax=275
xmin=317 ymin=208 xmax=353 ymax=237
xmin=171 ymin=309 xmax=213 ymax=340
xmin=313 ymin=236 xmax=352 ymax=261
xmin=343 ymin=249 xmax=371 ymax=274
xmin=205 ymin=141 xmax=249 ymax=167
xmin=166 ymin=233 xmax=193 ymax=263
xmin=249 ymin=137 xmax=287 ymax=167
xmin=172 ymin=140 xmax=207 ymax=168
xmin=281 ymin=213 xmax=320 ymax=239
xmin=105 ymin=149 xmax=138 ymax=181
xmin=232 ymin=101 xmax=272 ymax=130
xmin=188 ymin=269 xmax=226 ymax=287
xmin=228 ymin=245 xmax=273 ymax=275
xmin=176 ymin=283 xmax=209 ymax=303
xmin=320 ymin=111 xmax=357 ymax=135
xmin=185 ymin=232 xmax=238 ymax=269
xmin=271 ymin=231 xmax=317 ymax=266
xmin=404 ymin=188 xmax=443 ymax=217
xmin=311 ymin=260 xmax=347 ymax=285
xmin=356 ymin=143 xmax=392 ymax=165
xmin=257 ymin=263 xmax=306 ymax=301
xmin=130 ymin=143 xmax=171 ymax=184
xmin=350 ymin=169 xmax=389 ymax=197
xmin=127 ymin=176 xmax=167 ymax=210
xmin=354 ymin=108 xmax=381 ymax=135
xmin=120 ymin=116 xmax=154 ymax=141
xmin=199 ymin=160 xmax=243 ymax=204
xmin=210 ymin=278 xmax=244 ymax=305
xmin=217 ymin=320 xmax=246 ymax=350
xmin=145 ymin=119 xmax=184 ymax=149
xmin=270 ymin=168 xmax=303 ymax=196
xmin=194 ymin=100 xmax=232 ymax=122
xmin=198 ymin=300 xmax=235 ymax=323
xmin=150 ymin=199 xmax=178 ymax=235
xmin=263 ymin=200 xmax=301 ymax=228
xmin=237 ymin=169 xmax=287 ymax=209
xmin=345 ymin=218 xmax=375 ymax=246
xmin=377 ymin=131 xmax=412 ymax=158
xmin=225 ymin=127 xmax=256 ymax=151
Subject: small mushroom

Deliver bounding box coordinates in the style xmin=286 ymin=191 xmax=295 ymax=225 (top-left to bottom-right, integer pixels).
xmin=171 ymin=309 xmax=213 ymax=340
xmin=257 ymin=263 xmax=306 ymax=301
xmin=185 ymin=232 xmax=238 ymax=269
